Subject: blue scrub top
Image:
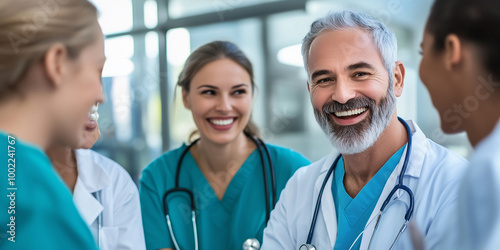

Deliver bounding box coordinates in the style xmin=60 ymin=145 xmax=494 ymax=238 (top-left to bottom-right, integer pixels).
xmin=0 ymin=132 xmax=97 ymax=249
xmin=332 ymin=145 xmax=406 ymax=250
xmin=140 ymin=143 xmax=310 ymax=250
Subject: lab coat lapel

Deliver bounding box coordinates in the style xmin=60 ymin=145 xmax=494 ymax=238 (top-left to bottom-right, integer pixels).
xmin=75 ymin=149 xmax=111 ymax=194
xmin=72 ymin=149 xmax=110 ymax=226
xmin=359 ymin=120 xmax=426 ymax=249
xmin=313 ymin=152 xmax=339 ymax=249
xmin=73 ymin=179 xmax=103 ymax=226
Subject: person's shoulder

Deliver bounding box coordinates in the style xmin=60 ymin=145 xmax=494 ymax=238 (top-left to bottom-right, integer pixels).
xmin=79 ymin=149 xmax=123 ymax=171
xmin=275 ymin=153 xmax=334 ymax=208
xmin=78 ymin=149 xmax=136 ymax=190
xmin=263 ymin=143 xmax=311 ymax=179
xmin=141 ymin=144 xmax=187 ymax=180
xmin=418 ymin=139 xmax=469 ymax=194
xmin=264 ymin=143 xmax=311 ymax=164
xmin=471 ymin=123 xmax=500 ymax=165
xmin=288 ymin=153 xmax=333 ymax=183
xmin=425 ymin=139 xmax=469 ymax=170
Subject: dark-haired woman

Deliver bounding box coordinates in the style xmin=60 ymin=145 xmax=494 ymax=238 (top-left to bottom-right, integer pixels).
xmin=419 ymin=0 xmax=500 ymax=248
xmin=139 ymin=41 xmax=310 ymax=250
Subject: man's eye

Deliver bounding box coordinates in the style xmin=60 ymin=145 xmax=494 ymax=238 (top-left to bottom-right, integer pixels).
xmin=354 ymin=72 xmax=368 ymax=77
xmin=316 ymin=78 xmax=333 ymax=84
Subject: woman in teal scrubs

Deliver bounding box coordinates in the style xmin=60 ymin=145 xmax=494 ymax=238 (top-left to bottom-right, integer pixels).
xmin=140 ymin=41 xmax=310 ymax=250
xmin=0 ymin=0 xmax=105 ymax=249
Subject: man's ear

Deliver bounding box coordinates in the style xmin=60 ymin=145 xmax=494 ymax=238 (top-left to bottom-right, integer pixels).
xmin=43 ymin=43 xmax=69 ymax=88
xmin=182 ymin=88 xmax=191 ymax=110
xmin=392 ymin=61 xmax=405 ymax=97
xmin=307 ymin=81 xmax=311 ymax=93
xmin=443 ymin=34 xmax=463 ymax=71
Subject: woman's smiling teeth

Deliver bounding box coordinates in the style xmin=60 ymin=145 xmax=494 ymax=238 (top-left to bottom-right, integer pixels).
xmin=334 ymin=107 xmax=367 ymax=117
xmin=89 ymin=104 xmax=99 ymax=121
xmin=208 ymin=118 xmax=235 ymax=126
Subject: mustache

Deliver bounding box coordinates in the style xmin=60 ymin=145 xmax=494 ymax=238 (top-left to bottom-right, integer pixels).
xmin=322 ymin=97 xmax=375 ymax=114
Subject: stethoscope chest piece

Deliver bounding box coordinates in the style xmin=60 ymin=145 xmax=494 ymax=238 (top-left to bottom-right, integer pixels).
xmin=242 ymin=238 xmax=260 ymax=250
xmin=299 ymin=244 xmax=316 ymax=250
xmin=164 ymin=133 xmax=275 ymax=250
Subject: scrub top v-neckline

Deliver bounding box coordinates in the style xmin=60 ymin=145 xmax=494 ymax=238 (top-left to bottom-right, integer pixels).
xmin=184 ymin=147 xmax=259 ymax=210
xmin=332 ymin=145 xmax=406 ymax=250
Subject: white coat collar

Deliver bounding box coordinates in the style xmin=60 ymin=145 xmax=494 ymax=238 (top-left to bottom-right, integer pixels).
xmin=72 ymin=149 xmax=110 ymax=226
xmin=316 ymin=119 xmax=428 ymax=248
xmin=75 ymin=149 xmax=110 ymax=193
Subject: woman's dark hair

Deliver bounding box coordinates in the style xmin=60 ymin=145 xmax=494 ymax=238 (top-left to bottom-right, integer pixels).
xmin=427 ymin=0 xmax=500 ymax=80
xmin=177 ymin=41 xmax=260 ymax=141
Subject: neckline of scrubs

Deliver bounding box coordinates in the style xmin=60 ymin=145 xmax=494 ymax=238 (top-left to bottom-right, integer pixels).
xmin=334 ymin=145 xmax=406 ymax=226
xmin=0 ymin=131 xmax=52 ymax=165
xmin=332 ymin=145 xmax=406 ymax=250
xmin=182 ymin=145 xmax=260 ymax=211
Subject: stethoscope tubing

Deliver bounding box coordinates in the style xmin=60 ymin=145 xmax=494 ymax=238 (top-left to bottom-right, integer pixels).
xmin=304 ymin=117 xmax=414 ymax=246
xmin=163 ymin=133 xmax=275 ymax=249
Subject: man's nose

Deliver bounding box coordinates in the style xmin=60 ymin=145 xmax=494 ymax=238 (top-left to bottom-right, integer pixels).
xmin=330 ymin=79 xmax=355 ymax=104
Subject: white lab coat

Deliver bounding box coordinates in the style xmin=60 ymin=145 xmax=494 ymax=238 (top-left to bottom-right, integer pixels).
xmin=453 ymin=119 xmax=500 ymax=250
xmin=73 ymin=149 xmax=146 ymax=250
xmin=262 ymin=120 xmax=468 ymax=250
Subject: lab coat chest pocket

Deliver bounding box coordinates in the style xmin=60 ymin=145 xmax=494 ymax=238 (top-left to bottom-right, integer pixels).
xmin=101 ymin=227 xmax=119 ymax=250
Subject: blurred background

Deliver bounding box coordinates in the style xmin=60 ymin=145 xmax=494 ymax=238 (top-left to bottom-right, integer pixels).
xmin=89 ymin=0 xmax=472 ymax=184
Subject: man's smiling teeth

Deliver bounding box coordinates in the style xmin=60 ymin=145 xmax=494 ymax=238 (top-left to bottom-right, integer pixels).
xmin=334 ymin=107 xmax=367 ymax=117
xmin=209 ymin=118 xmax=234 ymax=126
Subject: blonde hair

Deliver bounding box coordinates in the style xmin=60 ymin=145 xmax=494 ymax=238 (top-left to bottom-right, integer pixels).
xmin=0 ymin=0 xmax=99 ymax=94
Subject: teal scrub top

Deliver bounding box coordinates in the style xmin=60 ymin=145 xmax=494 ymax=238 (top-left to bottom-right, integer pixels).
xmin=0 ymin=132 xmax=97 ymax=249
xmin=140 ymin=143 xmax=310 ymax=250
xmin=332 ymin=145 xmax=406 ymax=250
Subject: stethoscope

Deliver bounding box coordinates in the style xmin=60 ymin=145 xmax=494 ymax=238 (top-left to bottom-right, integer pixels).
xmin=300 ymin=117 xmax=414 ymax=250
xmin=163 ymin=132 xmax=276 ymax=250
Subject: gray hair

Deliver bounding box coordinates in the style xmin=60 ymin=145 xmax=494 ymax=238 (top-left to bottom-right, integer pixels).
xmin=301 ymin=10 xmax=398 ymax=79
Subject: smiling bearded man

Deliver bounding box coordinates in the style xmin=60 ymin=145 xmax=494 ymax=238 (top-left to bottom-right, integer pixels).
xmin=261 ymin=10 xmax=469 ymax=250
xmin=315 ymin=83 xmax=396 ymax=155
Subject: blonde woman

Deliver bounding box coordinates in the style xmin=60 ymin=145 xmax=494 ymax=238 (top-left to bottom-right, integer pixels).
xmin=0 ymin=0 xmax=105 ymax=248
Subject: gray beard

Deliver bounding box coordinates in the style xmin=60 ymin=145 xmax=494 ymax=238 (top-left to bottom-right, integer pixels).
xmin=313 ymin=86 xmax=396 ymax=155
